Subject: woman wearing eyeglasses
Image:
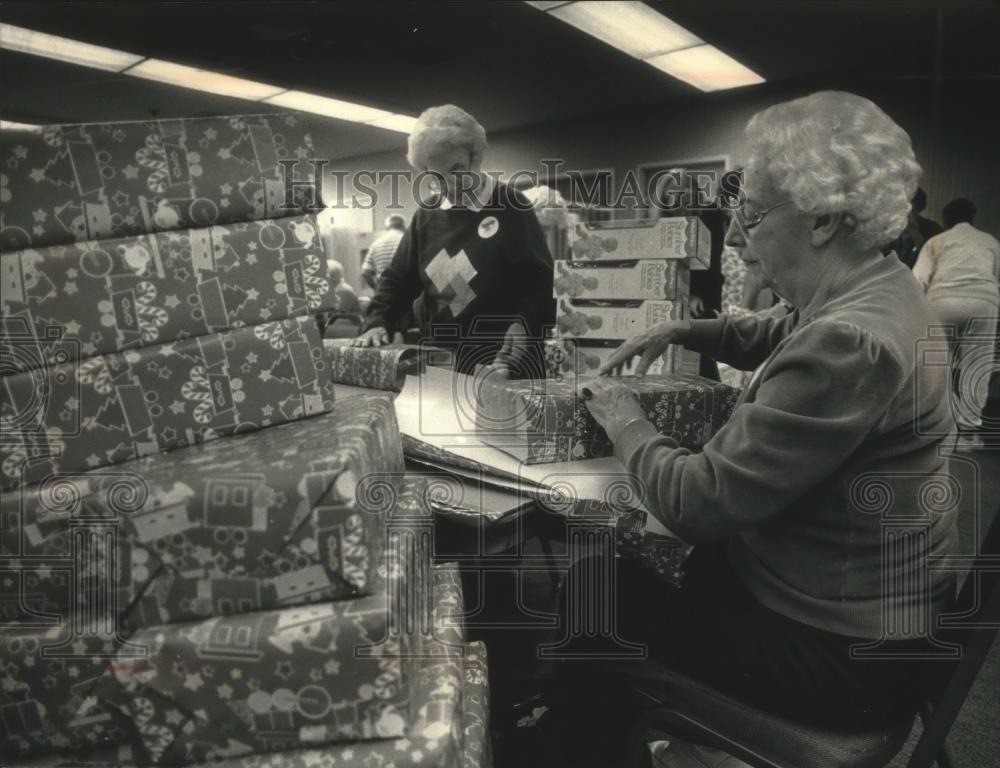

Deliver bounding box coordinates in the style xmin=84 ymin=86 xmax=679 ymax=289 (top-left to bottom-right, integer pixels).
xmin=571 ymin=92 xmax=958 ymax=765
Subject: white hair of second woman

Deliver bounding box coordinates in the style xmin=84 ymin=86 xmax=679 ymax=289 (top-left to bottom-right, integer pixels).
xmin=406 ymin=104 xmax=487 ymax=170
xmin=744 ymin=91 xmax=922 ymax=249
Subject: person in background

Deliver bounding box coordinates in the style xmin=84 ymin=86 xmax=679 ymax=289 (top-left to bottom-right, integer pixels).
xmin=564 ymin=91 xmax=955 ymax=768
xmin=354 ymin=104 xmax=554 ymax=378
xmin=883 ymin=187 xmax=943 ymax=269
xmin=913 ymin=197 xmax=1000 ymax=451
xmin=362 ymin=214 xmax=407 ymax=290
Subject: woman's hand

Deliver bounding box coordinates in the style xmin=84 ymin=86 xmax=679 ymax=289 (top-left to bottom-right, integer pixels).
xmin=598 ymin=320 xmax=690 ymax=376
xmin=581 ymin=378 xmax=649 ymax=443
xmin=351 ymin=326 xmax=390 ymax=347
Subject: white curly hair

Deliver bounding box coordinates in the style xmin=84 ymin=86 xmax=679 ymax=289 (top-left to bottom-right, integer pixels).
xmin=744 ymin=91 xmax=921 ymax=249
xmin=406 ymin=104 xmax=487 ymax=170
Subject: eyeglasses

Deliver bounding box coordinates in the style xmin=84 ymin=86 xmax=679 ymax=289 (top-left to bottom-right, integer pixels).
xmin=729 ymin=199 xmax=795 ymax=233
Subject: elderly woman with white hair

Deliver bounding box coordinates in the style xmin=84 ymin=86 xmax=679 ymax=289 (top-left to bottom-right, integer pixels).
xmin=563 ymin=92 xmax=957 ymax=764
xmin=354 ymin=105 xmax=554 ymax=377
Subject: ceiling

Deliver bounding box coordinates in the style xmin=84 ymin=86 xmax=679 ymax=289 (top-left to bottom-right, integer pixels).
xmin=1 ymin=1 xmax=998 ymax=159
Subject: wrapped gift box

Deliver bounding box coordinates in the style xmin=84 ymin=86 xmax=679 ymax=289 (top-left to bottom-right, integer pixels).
xmin=555 ymin=299 xmax=687 ymax=340
xmin=1 ymin=316 xmax=334 ymax=490
xmin=567 ymin=216 xmax=709 ymax=268
xmin=1 ymin=215 xmax=333 ymax=373
xmin=475 ymin=374 xmax=740 ymax=464
xmin=1 ymin=395 xmax=403 ymax=629
xmin=615 ymin=510 xmax=693 ymax=589
xmin=460 ymin=641 xmax=492 ymax=768
xmin=0 ymin=114 xmax=321 ymax=253
xmin=553 ymin=260 xmax=689 ymax=301
xmin=546 ymin=339 xmax=701 ymax=378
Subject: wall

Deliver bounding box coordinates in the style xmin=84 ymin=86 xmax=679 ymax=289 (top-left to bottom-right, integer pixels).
xmin=316 ymin=77 xmax=1000 ymax=241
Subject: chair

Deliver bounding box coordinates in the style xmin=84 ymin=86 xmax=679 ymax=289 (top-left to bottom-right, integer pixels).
xmin=612 ymin=509 xmax=1000 ymax=768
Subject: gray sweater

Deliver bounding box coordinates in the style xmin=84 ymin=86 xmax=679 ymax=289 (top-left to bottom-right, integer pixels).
xmin=615 ymin=255 xmax=958 ymax=639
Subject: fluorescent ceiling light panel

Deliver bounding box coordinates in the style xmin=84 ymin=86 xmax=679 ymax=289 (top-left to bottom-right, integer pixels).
xmin=126 ymin=59 xmax=286 ymax=100
xmin=549 ymin=1 xmax=701 ymax=58
xmin=366 ymin=114 xmax=418 ymax=134
xmin=263 ymin=90 xmax=393 ymax=123
xmin=648 ymin=44 xmax=765 ymax=92
xmin=525 ymin=1 xmax=571 ymax=9
xmin=0 ymin=120 xmax=41 ymax=131
xmin=0 ymin=22 xmax=144 ymax=71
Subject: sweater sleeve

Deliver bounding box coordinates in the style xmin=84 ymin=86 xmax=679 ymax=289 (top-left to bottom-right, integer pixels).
xmin=911 ymin=237 xmax=937 ymax=291
xmin=363 ymin=219 xmax=422 ymax=334
xmin=506 ymin=200 xmax=555 ymax=335
xmin=614 ymin=320 xmax=906 ymax=543
xmin=683 ymin=311 xmax=798 ymax=371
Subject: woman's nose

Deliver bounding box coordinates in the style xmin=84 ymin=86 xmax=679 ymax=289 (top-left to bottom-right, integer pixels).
xmin=724 ymin=215 xmax=746 ymax=248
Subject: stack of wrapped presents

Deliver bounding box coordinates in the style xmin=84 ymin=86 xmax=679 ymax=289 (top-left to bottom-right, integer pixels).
xmin=1 ymin=114 xmax=490 ymax=767
xmin=547 ymin=217 xmax=707 ymax=378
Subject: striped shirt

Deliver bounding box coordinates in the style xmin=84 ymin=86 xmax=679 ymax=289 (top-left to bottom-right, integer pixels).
xmin=363 ymin=228 xmax=405 ymax=282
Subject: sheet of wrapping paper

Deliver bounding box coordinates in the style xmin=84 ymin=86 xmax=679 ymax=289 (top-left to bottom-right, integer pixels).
xmin=1 ymin=395 xmax=403 ymax=630
xmin=1 ymin=215 xmax=333 ymax=373
xmin=0 ymin=114 xmax=321 ymax=253
xmin=460 ymin=641 xmax=492 ymax=768
xmin=0 ymin=316 xmax=334 ymax=490
xmin=475 ymin=373 xmax=739 ymax=464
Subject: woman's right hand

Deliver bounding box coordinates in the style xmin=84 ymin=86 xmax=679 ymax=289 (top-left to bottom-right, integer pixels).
xmin=351 ymin=326 xmax=390 ymax=347
xmin=598 ymin=320 xmax=690 ymax=376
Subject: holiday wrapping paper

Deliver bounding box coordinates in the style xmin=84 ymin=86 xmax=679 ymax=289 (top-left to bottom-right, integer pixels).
xmin=0 ymin=114 xmax=321 ymax=253
xmin=0 ymin=395 xmax=403 ymax=629
xmin=555 ymin=298 xmax=687 ymax=339
xmin=461 ymin=641 xmax=492 ymax=768
xmin=545 ymin=339 xmax=700 ymax=378
xmin=615 ymin=510 xmax=693 ymax=589
xmin=324 ymin=340 xmax=449 ymax=392
xmin=568 ymin=216 xmax=709 ymax=268
xmin=553 ymin=260 xmax=690 ymax=301
xmin=1 ymin=214 xmax=333 ymax=373
xmin=475 ymin=373 xmax=740 ymax=464
xmin=0 ymin=316 xmax=334 ymax=490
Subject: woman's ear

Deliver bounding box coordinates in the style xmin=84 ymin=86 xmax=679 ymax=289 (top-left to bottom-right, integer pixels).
xmin=811 ymin=211 xmax=844 ymax=247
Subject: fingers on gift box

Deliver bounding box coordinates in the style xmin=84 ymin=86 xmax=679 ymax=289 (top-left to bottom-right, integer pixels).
xmin=0 ymin=395 xmax=404 ymax=629
xmin=555 ymin=299 xmax=687 ymax=340
xmin=567 ymin=216 xmax=710 ymax=268
xmin=0 ymin=113 xmax=322 ymax=253
xmin=475 ymin=374 xmax=740 ymax=464
xmin=1 ymin=215 xmax=334 ymax=373
xmin=553 ymin=260 xmax=690 ymax=301
xmin=545 ymin=338 xmax=699 ymax=378
xmin=0 ymin=316 xmax=335 ymax=490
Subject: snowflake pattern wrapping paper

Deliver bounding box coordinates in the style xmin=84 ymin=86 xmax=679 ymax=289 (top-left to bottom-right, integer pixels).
xmin=0 ymin=114 xmax=321 ymax=253
xmin=0 ymin=316 xmax=334 ymax=490
xmin=0 ymin=395 xmax=403 ymax=630
xmin=475 ymin=373 xmax=740 ymax=464
xmin=460 ymin=641 xmax=492 ymax=768
xmin=1 ymin=214 xmax=333 ymax=373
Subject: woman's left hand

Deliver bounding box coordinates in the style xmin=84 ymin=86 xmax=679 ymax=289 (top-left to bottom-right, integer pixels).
xmin=582 ymin=378 xmax=648 ymax=443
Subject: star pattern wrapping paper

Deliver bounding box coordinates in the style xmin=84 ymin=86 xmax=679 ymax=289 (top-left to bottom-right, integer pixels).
xmin=475 ymin=373 xmax=740 ymax=464
xmin=1 ymin=395 xmax=404 ymax=630
xmin=0 ymin=114 xmax=321 ymax=253
xmin=3 ymin=565 xmax=473 ymax=768
xmin=1 ymin=214 xmax=333 ymax=373
xmin=0 ymin=315 xmax=335 ymax=490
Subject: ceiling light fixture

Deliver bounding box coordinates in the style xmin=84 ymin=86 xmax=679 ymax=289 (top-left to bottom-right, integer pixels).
xmin=0 ymin=22 xmax=144 ymax=71
xmin=0 ymin=23 xmax=417 ymax=133
xmin=0 ymin=119 xmax=41 ymax=131
xmin=527 ymin=1 xmax=764 ymax=91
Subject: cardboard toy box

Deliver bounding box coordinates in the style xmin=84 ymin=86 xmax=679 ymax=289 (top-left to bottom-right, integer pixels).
xmin=555 ymin=299 xmax=687 ymax=340
xmin=545 ymin=338 xmax=700 ymax=378
xmin=567 ymin=216 xmax=710 ymax=268
xmin=475 ymin=373 xmax=739 ymax=464
xmin=553 ymin=260 xmax=690 ymax=301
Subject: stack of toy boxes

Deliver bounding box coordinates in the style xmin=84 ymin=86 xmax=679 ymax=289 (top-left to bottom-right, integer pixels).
xmin=0 ymin=116 xmax=488 ymax=767
xmin=547 ymin=217 xmax=708 ymax=377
